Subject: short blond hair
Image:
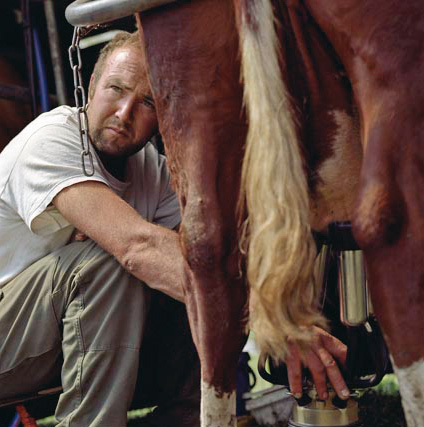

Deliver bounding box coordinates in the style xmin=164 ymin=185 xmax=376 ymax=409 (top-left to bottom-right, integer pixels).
xmin=89 ymin=31 xmax=142 ymax=99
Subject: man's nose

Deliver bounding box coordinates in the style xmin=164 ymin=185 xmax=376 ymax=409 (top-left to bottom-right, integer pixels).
xmin=115 ymin=97 xmax=134 ymax=123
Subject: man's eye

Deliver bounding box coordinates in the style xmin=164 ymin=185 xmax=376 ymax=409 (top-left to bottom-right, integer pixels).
xmin=142 ymin=96 xmax=155 ymax=110
xmin=111 ymin=85 xmax=122 ymax=93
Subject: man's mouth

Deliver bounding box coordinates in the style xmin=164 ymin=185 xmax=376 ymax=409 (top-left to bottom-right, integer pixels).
xmin=106 ymin=127 xmax=128 ymax=137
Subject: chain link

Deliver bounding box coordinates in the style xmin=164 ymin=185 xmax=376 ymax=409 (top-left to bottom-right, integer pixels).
xmin=68 ymin=26 xmax=94 ymax=176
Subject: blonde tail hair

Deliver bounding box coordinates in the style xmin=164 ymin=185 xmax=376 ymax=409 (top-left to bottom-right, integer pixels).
xmin=236 ymin=0 xmax=326 ymax=360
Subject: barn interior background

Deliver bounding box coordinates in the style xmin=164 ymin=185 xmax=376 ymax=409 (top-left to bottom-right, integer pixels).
xmin=0 ymin=0 xmax=136 ymax=153
xmin=0 ymin=1 xmax=407 ymax=426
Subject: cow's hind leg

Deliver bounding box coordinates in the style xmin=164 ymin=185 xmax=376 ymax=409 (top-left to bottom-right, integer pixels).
xmin=353 ymin=85 xmax=424 ymax=427
xmin=308 ymin=4 xmax=424 ymax=422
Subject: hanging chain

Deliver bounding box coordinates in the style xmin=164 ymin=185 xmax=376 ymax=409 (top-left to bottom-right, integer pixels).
xmin=68 ymin=26 xmax=94 ymax=176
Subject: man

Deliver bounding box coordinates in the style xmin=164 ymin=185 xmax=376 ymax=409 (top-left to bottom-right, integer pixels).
xmin=0 ymin=31 xmax=199 ymax=426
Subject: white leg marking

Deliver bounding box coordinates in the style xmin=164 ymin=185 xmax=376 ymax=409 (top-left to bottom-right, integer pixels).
xmin=201 ymin=380 xmax=236 ymax=427
xmin=392 ymin=356 xmax=424 ymax=427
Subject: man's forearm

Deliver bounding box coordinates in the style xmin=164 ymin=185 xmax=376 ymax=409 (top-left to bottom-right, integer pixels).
xmin=118 ymin=222 xmax=186 ymax=303
xmin=53 ymin=182 xmax=187 ymax=302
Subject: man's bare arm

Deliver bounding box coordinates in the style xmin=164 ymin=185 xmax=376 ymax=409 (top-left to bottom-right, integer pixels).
xmin=53 ymin=181 xmax=185 ymax=302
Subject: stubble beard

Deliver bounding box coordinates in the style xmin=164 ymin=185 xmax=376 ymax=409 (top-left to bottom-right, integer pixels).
xmin=90 ymin=127 xmax=140 ymax=159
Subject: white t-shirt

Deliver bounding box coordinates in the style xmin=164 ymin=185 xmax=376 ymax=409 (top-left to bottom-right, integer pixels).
xmin=0 ymin=106 xmax=180 ymax=288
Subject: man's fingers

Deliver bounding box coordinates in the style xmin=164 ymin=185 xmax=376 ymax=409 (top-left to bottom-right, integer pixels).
xmin=305 ymin=350 xmax=329 ymax=400
xmin=74 ymin=231 xmax=88 ymax=241
xmin=286 ymin=329 xmax=350 ymax=403
xmin=286 ymin=344 xmax=303 ymax=399
xmin=69 ymin=228 xmax=88 ymax=242
xmin=315 ymin=346 xmax=350 ymax=400
xmin=319 ymin=329 xmax=348 ymax=365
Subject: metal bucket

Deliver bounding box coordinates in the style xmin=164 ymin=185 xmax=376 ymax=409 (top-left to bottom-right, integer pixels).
xmin=288 ymin=391 xmax=362 ymax=427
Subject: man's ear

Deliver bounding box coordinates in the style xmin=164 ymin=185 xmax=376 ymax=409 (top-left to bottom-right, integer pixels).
xmin=88 ymin=74 xmax=95 ymax=101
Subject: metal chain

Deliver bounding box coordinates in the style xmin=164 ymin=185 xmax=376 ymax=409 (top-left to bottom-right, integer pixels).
xmin=68 ymin=26 xmax=94 ymax=176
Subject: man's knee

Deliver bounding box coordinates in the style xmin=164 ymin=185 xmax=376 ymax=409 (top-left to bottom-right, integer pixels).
xmin=133 ymin=291 xmax=200 ymax=411
xmin=50 ymin=240 xmax=148 ymax=351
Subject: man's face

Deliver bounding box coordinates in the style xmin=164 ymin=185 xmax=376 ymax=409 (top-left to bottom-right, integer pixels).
xmin=87 ymin=47 xmax=158 ymax=159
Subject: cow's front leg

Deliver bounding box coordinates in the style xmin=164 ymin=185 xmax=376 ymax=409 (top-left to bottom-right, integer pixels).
xmin=138 ymin=2 xmax=247 ymax=424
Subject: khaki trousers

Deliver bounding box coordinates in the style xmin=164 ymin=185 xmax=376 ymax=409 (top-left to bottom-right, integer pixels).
xmin=0 ymin=240 xmax=200 ymax=427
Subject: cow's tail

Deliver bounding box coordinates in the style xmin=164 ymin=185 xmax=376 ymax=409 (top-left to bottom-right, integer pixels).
xmin=235 ymin=0 xmax=326 ymax=360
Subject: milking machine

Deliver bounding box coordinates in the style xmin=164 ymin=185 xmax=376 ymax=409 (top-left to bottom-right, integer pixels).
xmin=259 ymin=222 xmax=390 ymax=427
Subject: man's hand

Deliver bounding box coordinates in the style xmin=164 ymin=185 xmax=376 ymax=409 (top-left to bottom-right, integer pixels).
xmin=69 ymin=228 xmax=88 ymax=242
xmin=286 ymin=326 xmax=349 ymax=401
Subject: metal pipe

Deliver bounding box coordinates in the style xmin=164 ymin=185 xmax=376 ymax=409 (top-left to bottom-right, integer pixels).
xmin=0 ymin=84 xmax=57 ymax=105
xmin=314 ymin=244 xmax=329 ymax=291
xmin=0 ymin=84 xmax=32 ymax=103
xmin=32 ymin=27 xmax=50 ymax=112
xmin=79 ymin=30 xmax=121 ymax=49
xmin=21 ymin=0 xmax=37 ymax=118
xmin=338 ymin=250 xmax=369 ymax=327
xmin=44 ymin=0 xmax=68 ymax=105
xmin=65 ymin=0 xmax=176 ymax=27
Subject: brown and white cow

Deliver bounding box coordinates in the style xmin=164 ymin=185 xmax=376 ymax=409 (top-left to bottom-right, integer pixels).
xmin=136 ymin=0 xmax=424 ymax=425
